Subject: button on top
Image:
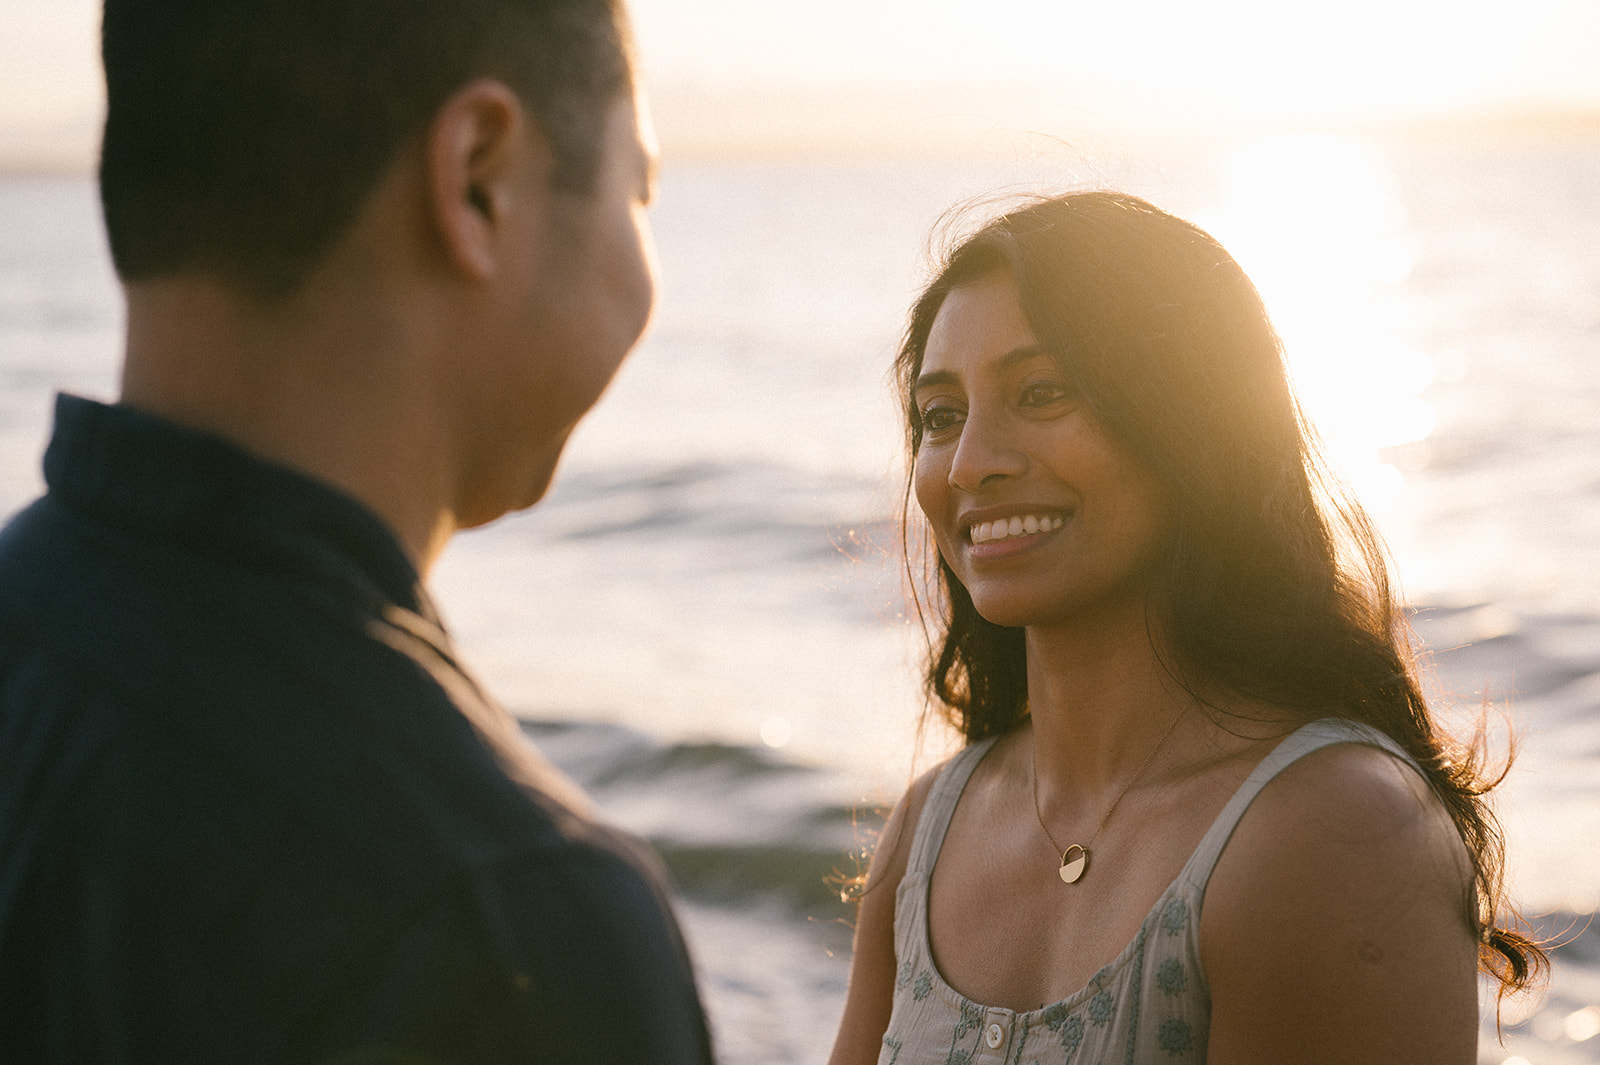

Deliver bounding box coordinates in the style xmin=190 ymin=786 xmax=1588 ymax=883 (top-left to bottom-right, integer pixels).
xmin=984 ymin=1022 xmax=1005 ymax=1049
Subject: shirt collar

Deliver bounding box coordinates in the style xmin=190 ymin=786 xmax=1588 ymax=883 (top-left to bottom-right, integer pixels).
xmin=43 ymin=393 xmax=437 ymax=624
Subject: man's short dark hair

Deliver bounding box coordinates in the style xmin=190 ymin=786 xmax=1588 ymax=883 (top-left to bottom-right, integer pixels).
xmin=99 ymin=0 xmax=634 ymax=299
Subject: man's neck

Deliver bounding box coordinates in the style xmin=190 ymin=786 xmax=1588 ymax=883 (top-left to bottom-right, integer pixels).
xmin=119 ymin=275 xmax=459 ymax=573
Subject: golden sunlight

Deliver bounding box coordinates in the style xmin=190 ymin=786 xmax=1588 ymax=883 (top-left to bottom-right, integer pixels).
xmin=1198 ymin=135 xmax=1434 ymax=519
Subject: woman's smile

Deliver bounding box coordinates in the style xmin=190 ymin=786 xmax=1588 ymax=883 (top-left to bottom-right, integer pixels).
xmin=912 ymin=270 xmax=1170 ymax=629
xmin=969 ymin=512 xmax=1068 ymax=546
xmin=964 ymin=510 xmax=1073 ymax=563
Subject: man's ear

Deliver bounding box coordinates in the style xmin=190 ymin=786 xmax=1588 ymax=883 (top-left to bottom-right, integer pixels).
xmin=424 ymin=79 xmax=551 ymax=281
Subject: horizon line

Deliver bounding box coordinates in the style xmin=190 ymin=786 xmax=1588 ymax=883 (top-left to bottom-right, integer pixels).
xmin=4 ymin=88 xmax=1599 ymax=176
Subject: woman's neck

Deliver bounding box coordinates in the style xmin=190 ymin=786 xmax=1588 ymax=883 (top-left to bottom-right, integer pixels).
xmin=1023 ymin=613 xmax=1193 ymax=797
xmin=1021 ymin=599 xmax=1295 ymax=813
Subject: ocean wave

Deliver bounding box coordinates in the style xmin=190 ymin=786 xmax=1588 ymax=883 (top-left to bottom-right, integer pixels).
xmin=524 ymin=459 xmax=896 ymax=557
xmin=522 ymin=718 xmax=878 ymax=913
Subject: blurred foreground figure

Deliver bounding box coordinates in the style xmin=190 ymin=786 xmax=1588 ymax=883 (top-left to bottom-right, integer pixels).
xmin=0 ymin=2 xmax=712 ymax=1062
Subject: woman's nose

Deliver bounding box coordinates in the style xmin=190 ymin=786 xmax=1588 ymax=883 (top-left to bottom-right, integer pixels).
xmin=948 ymin=413 xmax=1027 ymax=493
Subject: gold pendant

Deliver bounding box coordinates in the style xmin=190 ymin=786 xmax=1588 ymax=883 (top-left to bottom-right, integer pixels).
xmin=1059 ymin=844 xmax=1088 ymax=884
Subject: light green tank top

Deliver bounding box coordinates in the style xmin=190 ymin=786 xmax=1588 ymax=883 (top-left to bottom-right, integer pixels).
xmin=879 ymin=718 xmax=1415 ymax=1065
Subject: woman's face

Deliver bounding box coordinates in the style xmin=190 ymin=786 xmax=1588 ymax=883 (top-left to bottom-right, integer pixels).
xmin=911 ymin=270 xmax=1171 ymax=630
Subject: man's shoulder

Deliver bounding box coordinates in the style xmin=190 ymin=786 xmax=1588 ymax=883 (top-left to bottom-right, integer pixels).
xmin=0 ymin=489 xmax=716 ymax=1063
xmin=0 ymin=487 xmax=593 ymax=890
xmin=0 ymin=478 xmax=418 ymax=725
xmin=0 ymin=493 xmax=97 ymax=621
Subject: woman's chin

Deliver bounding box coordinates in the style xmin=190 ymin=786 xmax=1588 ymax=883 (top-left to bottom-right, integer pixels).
xmin=968 ymin=595 xmax=1047 ymax=631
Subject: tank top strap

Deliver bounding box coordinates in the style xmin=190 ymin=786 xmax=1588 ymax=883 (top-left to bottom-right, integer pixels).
xmin=904 ymin=736 xmax=1001 ymax=879
xmin=1176 ymin=717 xmax=1418 ymax=894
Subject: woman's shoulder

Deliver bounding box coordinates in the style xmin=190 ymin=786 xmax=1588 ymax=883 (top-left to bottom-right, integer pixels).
xmin=861 ymin=734 xmax=1008 ymax=898
xmin=1207 ymin=730 xmax=1471 ymax=915
xmin=1254 ymin=728 xmax=1457 ymax=844
xmin=828 ymin=739 xmax=1000 ymax=1065
xmin=1197 ymin=727 xmax=1479 ymax=1061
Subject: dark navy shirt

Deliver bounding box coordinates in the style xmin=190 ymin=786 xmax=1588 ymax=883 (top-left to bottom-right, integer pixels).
xmin=0 ymin=395 xmax=714 ymax=1064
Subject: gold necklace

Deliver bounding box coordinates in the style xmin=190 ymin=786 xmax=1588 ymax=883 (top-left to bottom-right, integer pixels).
xmin=1029 ymin=710 xmax=1186 ymax=884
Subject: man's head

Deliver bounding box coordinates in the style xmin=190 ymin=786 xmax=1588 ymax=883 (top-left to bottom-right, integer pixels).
xmin=103 ymin=0 xmax=659 ymax=560
xmin=99 ymin=0 xmax=636 ymax=300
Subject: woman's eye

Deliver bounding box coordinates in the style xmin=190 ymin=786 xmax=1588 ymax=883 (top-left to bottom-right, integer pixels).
xmin=1019 ymin=381 xmax=1069 ymax=407
xmin=920 ymin=404 xmax=963 ymax=432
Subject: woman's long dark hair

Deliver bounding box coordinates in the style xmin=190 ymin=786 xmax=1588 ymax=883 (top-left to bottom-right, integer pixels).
xmin=895 ymin=190 xmax=1543 ymax=995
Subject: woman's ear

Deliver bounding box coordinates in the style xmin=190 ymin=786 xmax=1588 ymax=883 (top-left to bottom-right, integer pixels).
xmin=424 ymin=79 xmax=552 ymax=281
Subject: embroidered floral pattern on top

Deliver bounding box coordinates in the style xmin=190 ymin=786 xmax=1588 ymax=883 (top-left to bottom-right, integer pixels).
xmin=1157 ymin=959 xmax=1187 ymax=995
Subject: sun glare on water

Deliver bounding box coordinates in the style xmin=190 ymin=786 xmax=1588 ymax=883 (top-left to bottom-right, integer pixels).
xmin=1198 ymin=134 xmax=1434 ymax=523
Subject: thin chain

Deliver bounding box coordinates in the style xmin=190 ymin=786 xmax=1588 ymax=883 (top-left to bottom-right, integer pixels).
xmin=1030 ymin=708 xmax=1187 ymax=856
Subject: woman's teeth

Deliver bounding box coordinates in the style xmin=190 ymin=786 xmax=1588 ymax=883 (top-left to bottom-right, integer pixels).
xmin=970 ymin=514 xmax=1065 ymax=544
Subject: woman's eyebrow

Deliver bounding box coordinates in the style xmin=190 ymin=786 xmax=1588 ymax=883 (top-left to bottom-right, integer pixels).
xmin=910 ymin=369 xmax=959 ymax=400
xmin=995 ymin=344 xmax=1050 ymax=371
xmin=912 ymin=345 xmax=1050 ymax=399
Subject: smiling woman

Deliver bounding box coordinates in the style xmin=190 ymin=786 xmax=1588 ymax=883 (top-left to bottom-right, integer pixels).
xmin=827 ymin=191 xmax=1544 ymax=1065
xmin=910 ymin=272 xmax=1172 ymax=633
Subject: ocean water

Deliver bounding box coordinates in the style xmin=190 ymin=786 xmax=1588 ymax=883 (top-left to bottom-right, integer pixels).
xmin=3 ymin=134 xmax=1599 ymax=1063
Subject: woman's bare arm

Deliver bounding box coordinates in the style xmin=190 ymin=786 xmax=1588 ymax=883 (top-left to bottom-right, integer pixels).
xmin=1202 ymin=743 xmax=1479 ymax=1064
xmin=827 ymin=769 xmax=939 ymax=1065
